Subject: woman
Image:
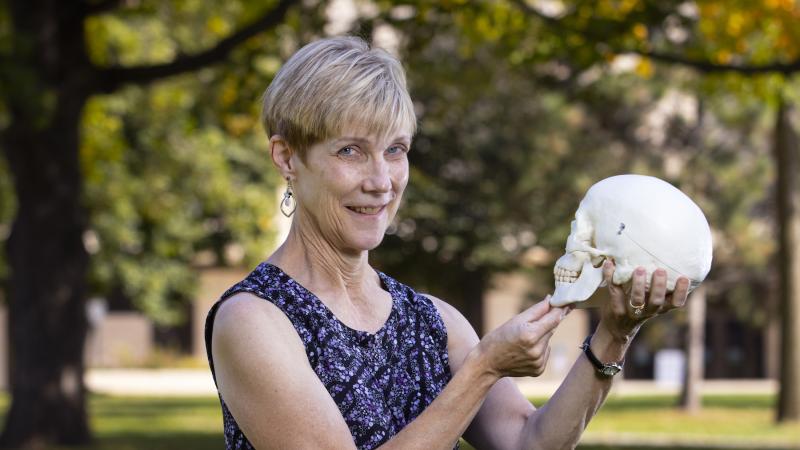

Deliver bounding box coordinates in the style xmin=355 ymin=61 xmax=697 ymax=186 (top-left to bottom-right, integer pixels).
xmin=204 ymin=36 xmax=690 ymax=450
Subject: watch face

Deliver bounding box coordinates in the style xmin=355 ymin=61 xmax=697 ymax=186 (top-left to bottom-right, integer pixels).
xmin=601 ymin=365 xmax=621 ymax=377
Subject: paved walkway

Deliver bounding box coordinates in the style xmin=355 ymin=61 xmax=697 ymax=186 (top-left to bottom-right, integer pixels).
xmin=86 ymin=368 xmax=218 ymax=396
xmin=515 ymin=377 xmax=777 ymax=398
xmin=84 ymin=371 xmax=795 ymax=449
xmin=85 ymin=368 xmax=777 ymax=397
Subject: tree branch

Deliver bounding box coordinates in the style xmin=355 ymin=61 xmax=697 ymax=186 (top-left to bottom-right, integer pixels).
xmin=508 ymin=0 xmax=569 ymax=27
xmin=510 ymin=0 xmax=800 ymax=75
xmin=83 ymin=0 xmax=124 ymax=16
xmin=635 ymin=50 xmax=800 ymax=75
xmin=93 ymin=0 xmax=296 ymax=93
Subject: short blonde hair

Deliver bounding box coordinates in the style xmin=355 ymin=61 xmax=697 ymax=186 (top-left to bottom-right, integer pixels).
xmin=261 ymin=36 xmax=417 ymax=157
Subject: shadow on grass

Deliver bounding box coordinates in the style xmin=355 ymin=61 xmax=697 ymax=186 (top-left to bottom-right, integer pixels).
xmin=89 ymin=394 xmax=219 ymax=418
xmin=49 ymin=432 xmax=223 ymax=450
xmin=528 ymin=394 xmax=775 ymax=412
xmin=576 ymin=446 xmax=797 ymax=450
xmin=464 ymin=440 xmax=798 ymax=450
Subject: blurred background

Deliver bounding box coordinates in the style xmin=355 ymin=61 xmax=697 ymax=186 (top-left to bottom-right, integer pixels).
xmin=1 ymin=0 xmax=799 ymax=449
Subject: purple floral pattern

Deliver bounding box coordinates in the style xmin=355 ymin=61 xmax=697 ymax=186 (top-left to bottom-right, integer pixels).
xmin=204 ymin=262 xmax=457 ymax=449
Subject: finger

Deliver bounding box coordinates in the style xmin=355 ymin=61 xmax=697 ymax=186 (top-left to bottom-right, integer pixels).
xmin=648 ymin=269 xmax=667 ymax=309
xmin=531 ymin=330 xmax=555 ymax=354
xmin=659 ymin=293 xmax=678 ymax=313
xmin=602 ymin=259 xmax=615 ymax=285
xmin=523 ymin=295 xmax=552 ymax=322
xmin=528 ymin=339 xmax=550 ymax=364
xmin=603 ymin=260 xmax=627 ymax=315
xmin=629 ymin=267 xmax=647 ymax=312
xmin=671 ymin=277 xmax=690 ymax=308
xmin=533 ymin=347 xmax=550 ymax=377
xmin=610 ymin=288 xmax=627 ymax=316
xmin=530 ymin=345 xmax=549 ymax=366
xmin=527 ymin=307 xmax=565 ymax=341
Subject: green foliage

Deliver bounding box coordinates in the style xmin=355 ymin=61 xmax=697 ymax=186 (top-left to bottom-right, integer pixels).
xmin=77 ymin=3 xmax=298 ymax=324
xmin=364 ymin=1 xmax=789 ymax=335
xmin=1 ymin=0 xmax=796 ymax=328
xmin=373 ymin=7 xmax=641 ymax=307
xmin=690 ymin=0 xmax=800 ymax=65
xmin=82 ymin=85 xmax=279 ymax=324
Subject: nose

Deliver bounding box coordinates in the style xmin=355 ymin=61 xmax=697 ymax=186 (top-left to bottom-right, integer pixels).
xmin=363 ymin=157 xmax=392 ymax=194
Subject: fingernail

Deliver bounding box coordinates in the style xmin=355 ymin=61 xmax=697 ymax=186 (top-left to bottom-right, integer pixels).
xmin=636 ymin=268 xmax=646 ymax=275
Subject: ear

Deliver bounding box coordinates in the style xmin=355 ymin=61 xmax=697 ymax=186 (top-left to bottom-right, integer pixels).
xmin=269 ymin=135 xmax=297 ymax=179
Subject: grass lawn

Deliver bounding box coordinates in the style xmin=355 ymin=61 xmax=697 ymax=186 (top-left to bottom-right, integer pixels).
xmin=0 ymin=395 xmax=223 ymax=450
xmin=575 ymin=394 xmax=799 ymax=449
xmin=0 ymin=393 xmax=797 ymax=449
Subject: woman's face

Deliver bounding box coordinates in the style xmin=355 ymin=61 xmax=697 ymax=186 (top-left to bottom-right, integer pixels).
xmin=292 ymin=127 xmax=411 ymax=254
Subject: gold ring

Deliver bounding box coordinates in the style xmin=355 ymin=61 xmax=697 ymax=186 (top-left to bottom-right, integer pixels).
xmin=629 ymin=299 xmax=644 ymax=316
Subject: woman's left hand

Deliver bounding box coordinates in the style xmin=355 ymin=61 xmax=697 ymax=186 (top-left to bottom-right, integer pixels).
xmin=599 ymin=260 xmax=691 ymax=342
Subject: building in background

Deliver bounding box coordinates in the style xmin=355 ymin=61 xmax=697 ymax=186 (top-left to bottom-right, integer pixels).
xmin=0 ymin=211 xmax=779 ymax=387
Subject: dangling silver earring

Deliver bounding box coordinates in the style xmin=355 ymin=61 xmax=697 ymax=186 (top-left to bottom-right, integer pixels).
xmin=280 ymin=178 xmax=296 ymax=217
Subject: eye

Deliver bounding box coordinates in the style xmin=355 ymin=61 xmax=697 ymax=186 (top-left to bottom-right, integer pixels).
xmin=386 ymin=145 xmax=408 ymax=156
xmin=338 ymin=146 xmax=357 ymax=157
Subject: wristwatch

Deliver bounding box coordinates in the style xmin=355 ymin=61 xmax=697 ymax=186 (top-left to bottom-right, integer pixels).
xmin=580 ymin=334 xmax=624 ymax=378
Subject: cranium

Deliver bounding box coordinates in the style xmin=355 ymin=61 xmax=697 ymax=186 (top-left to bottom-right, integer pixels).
xmin=550 ymin=174 xmax=713 ymax=307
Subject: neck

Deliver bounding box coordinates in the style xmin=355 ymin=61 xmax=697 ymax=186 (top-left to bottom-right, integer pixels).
xmin=267 ymin=213 xmax=373 ymax=297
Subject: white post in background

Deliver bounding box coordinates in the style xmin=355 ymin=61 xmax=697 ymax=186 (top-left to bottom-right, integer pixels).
xmin=680 ymin=285 xmax=707 ymax=413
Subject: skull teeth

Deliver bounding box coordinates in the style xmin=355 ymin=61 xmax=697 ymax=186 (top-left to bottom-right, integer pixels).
xmin=554 ymin=266 xmax=579 ymax=284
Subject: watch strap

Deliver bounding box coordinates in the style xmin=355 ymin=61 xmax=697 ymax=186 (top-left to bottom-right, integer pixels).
xmin=581 ymin=334 xmax=624 ymax=377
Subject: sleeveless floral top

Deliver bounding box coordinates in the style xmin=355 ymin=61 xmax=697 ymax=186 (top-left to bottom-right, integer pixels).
xmin=204 ymin=262 xmax=458 ymax=449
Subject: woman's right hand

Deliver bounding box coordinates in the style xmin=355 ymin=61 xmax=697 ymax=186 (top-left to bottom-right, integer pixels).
xmin=472 ymin=297 xmax=569 ymax=379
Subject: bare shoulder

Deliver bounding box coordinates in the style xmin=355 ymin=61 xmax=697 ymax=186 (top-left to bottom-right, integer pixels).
xmin=214 ymin=291 xmax=286 ymax=322
xmin=211 ymin=291 xmax=313 ymax=395
xmin=213 ymin=292 xmax=296 ymax=340
xmin=421 ymin=294 xmax=479 ymax=370
xmin=421 ymin=294 xmax=471 ymax=331
xmin=210 ymin=291 xmax=356 ymax=449
xmin=211 ymin=292 xmax=306 ymax=363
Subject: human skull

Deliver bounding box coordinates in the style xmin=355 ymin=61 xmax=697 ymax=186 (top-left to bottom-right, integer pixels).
xmin=549 ymin=174 xmax=712 ymax=307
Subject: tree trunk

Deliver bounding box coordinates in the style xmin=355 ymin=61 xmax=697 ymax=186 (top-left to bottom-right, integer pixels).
xmin=679 ymin=285 xmax=706 ymax=413
xmin=774 ymin=98 xmax=800 ymax=423
xmin=0 ymin=2 xmax=93 ymax=445
xmin=0 ymin=91 xmax=92 ymax=447
xmin=0 ymin=0 xmax=295 ymax=446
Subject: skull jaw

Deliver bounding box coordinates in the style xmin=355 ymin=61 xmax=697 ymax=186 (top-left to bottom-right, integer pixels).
xmin=550 ymin=260 xmax=605 ymax=307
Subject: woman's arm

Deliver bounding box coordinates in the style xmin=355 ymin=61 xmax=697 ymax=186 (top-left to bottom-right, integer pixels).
xmin=379 ymin=297 xmax=565 ymax=450
xmin=426 ymin=295 xmax=543 ymax=450
xmin=212 ymin=293 xmax=358 ymax=449
xmin=517 ymin=262 xmax=690 ymax=450
xmin=212 ymin=292 xmax=566 ymax=450
xmin=440 ymin=261 xmax=691 ymax=450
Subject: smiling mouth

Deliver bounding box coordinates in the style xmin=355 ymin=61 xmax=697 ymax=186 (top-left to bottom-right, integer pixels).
xmin=346 ymin=205 xmax=385 ymax=215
